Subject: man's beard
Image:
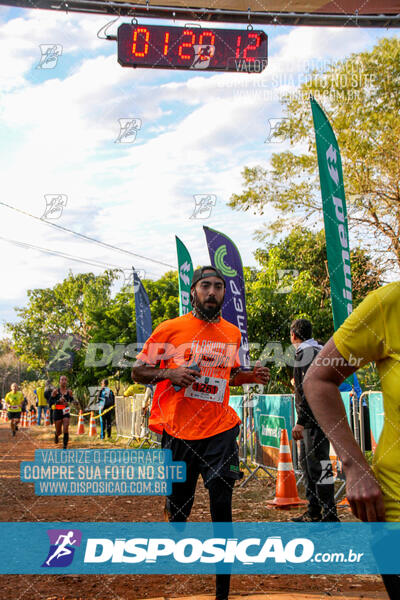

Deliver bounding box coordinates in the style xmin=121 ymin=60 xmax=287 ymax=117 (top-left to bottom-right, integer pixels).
xmin=192 ymin=292 xmax=223 ymax=321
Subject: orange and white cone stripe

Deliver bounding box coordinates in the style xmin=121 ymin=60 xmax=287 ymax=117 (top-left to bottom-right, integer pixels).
xmin=267 ymin=428 xmax=307 ymax=508
xmin=44 ymin=409 xmax=50 ymax=427
xmin=88 ymin=411 xmax=97 ymax=437
xmin=76 ymin=410 xmax=85 ymax=435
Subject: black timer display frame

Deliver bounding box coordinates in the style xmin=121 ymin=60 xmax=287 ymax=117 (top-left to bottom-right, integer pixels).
xmin=117 ymin=24 xmax=268 ymax=72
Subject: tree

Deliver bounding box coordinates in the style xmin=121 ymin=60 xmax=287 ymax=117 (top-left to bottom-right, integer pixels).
xmin=229 ymin=37 xmax=400 ymax=273
xmin=0 ymin=339 xmax=37 ymax=398
xmin=5 ymin=269 xmax=180 ymax=400
xmin=244 ymin=229 xmax=382 ymax=392
xmin=7 ymin=270 xmax=118 ymax=380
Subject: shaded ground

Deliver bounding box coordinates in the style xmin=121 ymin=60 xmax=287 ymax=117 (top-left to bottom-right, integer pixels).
xmin=0 ymin=421 xmax=388 ymax=600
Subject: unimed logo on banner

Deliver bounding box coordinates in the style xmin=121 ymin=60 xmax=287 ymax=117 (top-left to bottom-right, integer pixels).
xmin=41 ymin=529 xmax=82 ymax=568
xmin=259 ymin=415 xmax=286 ymax=448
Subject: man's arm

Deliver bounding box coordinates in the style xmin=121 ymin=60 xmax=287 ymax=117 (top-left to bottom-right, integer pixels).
xmin=303 ymin=337 xmax=385 ymax=522
xmin=132 ymin=360 xmax=201 ymax=388
xmin=229 ymin=361 xmax=270 ymax=386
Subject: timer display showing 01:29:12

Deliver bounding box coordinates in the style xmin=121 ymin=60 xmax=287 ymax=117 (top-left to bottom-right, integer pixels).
xmin=117 ymin=24 xmax=268 ymax=72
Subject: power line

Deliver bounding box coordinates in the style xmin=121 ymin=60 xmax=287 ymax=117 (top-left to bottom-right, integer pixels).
xmin=0 ymin=235 xmax=127 ymax=271
xmin=0 ymin=200 xmax=176 ymax=269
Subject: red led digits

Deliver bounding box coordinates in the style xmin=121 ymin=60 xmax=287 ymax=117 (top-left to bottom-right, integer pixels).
xmin=163 ymin=32 xmax=170 ymax=56
xmin=132 ymin=27 xmax=150 ymax=57
xmin=242 ymin=32 xmax=261 ymax=61
xmin=118 ymin=24 xmax=267 ymax=72
xmin=235 ymin=35 xmax=242 ymax=59
xmin=178 ymin=29 xmax=196 ymax=60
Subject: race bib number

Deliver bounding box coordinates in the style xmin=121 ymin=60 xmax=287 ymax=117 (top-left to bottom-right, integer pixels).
xmin=184 ymin=376 xmax=226 ymax=403
xmin=62 ymin=406 xmax=70 ymax=415
xmin=10 ymin=405 xmax=20 ymax=411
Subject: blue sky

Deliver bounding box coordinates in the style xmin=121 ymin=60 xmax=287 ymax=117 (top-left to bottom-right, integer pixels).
xmin=0 ymin=6 xmax=397 ymax=334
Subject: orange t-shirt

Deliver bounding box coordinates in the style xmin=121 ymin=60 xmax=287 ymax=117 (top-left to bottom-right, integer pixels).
xmin=136 ymin=312 xmax=242 ymax=440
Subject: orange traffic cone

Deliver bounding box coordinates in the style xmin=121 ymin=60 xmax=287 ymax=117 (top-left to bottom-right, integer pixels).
xmin=31 ymin=411 xmax=37 ymax=426
xmin=338 ymin=496 xmax=351 ymax=508
xmin=4 ymin=411 xmax=9 ymax=422
xmin=20 ymin=412 xmax=25 ymax=427
xmin=44 ymin=409 xmax=50 ymax=427
xmin=88 ymin=412 xmax=97 ymax=437
xmin=76 ymin=410 xmax=85 ymax=435
xmin=26 ymin=411 xmax=32 ymax=427
xmin=267 ymin=429 xmax=307 ymax=508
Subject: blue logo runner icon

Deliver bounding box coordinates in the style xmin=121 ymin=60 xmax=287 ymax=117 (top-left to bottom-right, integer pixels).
xmin=41 ymin=529 xmax=82 ymax=568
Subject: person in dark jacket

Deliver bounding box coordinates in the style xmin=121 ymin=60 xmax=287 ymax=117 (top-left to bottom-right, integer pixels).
xmin=98 ymin=379 xmax=115 ymax=439
xmin=290 ymin=318 xmax=339 ymax=522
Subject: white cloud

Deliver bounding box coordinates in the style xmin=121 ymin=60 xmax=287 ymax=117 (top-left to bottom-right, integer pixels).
xmin=0 ymin=9 xmax=394 ymax=327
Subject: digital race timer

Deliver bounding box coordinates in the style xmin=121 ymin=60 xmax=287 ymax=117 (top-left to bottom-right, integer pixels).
xmin=117 ymin=24 xmax=268 ymax=73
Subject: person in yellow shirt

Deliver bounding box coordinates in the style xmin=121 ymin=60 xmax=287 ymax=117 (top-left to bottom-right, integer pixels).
xmin=303 ymin=281 xmax=400 ymax=599
xmin=5 ymin=382 xmax=24 ymax=437
xmin=34 ymin=384 xmax=48 ymax=426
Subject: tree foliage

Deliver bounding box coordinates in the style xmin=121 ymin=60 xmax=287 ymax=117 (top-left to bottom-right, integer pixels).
xmin=0 ymin=339 xmax=37 ymax=398
xmin=229 ymin=37 xmax=400 ymax=273
xmin=245 ymin=229 xmax=381 ymax=391
xmin=6 ymin=232 xmax=381 ymax=397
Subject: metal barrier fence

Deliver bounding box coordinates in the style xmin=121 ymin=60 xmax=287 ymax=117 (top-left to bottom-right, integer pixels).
xmin=115 ymin=395 xmax=161 ymax=447
xmin=114 ymin=390 xmax=383 ymax=488
xmin=115 ymin=396 xmax=134 ymax=441
xmin=230 ymin=391 xmax=383 ymax=491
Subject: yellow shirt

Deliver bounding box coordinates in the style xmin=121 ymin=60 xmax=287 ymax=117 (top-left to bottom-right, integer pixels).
xmin=36 ymin=387 xmax=46 ymax=406
xmin=5 ymin=391 xmax=24 ymax=412
xmin=333 ymin=282 xmax=400 ymax=520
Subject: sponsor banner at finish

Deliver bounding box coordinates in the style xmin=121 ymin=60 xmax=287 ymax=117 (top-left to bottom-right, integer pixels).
xmin=0 ymin=522 xmax=399 ymax=574
xmin=133 ymin=268 xmax=152 ymax=346
xmin=176 ymin=235 xmax=193 ymax=316
xmin=310 ymin=96 xmax=353 ymax=327
xmin=203 ymin=226 xmax=250 ymax=368
xmin=259 ymin=414 xmax=286 ymax=449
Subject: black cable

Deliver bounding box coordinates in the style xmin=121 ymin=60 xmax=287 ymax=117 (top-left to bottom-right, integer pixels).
xmin=0 ymin=200 xmax=176 ymax=269
xmin=0 ymin=235 xmax=126 ymax=271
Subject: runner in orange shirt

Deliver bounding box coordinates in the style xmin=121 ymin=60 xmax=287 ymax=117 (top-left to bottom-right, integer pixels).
xmin=132 ymin=265 xmax=269 ymax=600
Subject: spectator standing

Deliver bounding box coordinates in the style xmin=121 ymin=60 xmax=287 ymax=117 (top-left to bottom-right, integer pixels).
xmin=290 ymin=318 xmax=339 ymax=522
xmin=35 ymin=384 xmax=48 ymax=425
xmin=98 ymin=379 xmax=115 ymax=439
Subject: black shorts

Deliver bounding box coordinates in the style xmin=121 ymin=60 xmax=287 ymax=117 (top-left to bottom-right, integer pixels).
xmin=8 ymin=411 xmax=20 ymax=420
xmin=53 ymin=409 xmax=71 ymax=422
xmin=161 ymin=424 xmax=243 ymax=487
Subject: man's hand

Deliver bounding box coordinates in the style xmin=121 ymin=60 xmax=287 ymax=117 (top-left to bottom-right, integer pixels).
xmin=345 ymin=462 xmax=386 ymax=522
xmin=252 ymin=361 xmax=270 ymax=384
xmin=292 ymin=423 xmax=304 ymax=441
xmin=168 ymin=367 xmax=201 ymax=388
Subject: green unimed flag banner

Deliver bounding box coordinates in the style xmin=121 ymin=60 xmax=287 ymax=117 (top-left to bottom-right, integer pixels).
xmin=175 ymin=236 xmax=193 ymax=316
xmin=310 ymin=96 xmax=353 ymax=330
